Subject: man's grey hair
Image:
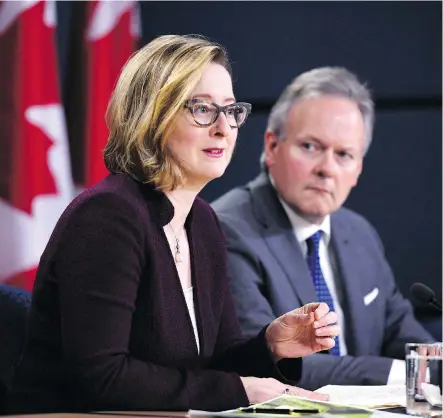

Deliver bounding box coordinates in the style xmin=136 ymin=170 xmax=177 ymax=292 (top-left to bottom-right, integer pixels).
xmin=260 ymin=66 xmax=374 ymax=169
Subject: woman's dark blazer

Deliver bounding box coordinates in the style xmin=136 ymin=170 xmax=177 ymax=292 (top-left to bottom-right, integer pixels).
xmin=7 ymin=173 xmax=301 ymax=414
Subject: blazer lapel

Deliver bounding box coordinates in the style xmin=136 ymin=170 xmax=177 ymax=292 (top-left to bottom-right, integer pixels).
xmin=331 ymin=214 xmax=369 ymax=355
xmin=187 ymin=215 xmax=207 ymax=357
xmin=249 ymin=174 xmax=317 ymax=306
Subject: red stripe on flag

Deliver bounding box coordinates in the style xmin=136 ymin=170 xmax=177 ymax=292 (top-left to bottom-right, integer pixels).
xmin=84 ymin=0 xmax=139 ymax=187
xmin=0 ymin=1 xmax=73 ymax=289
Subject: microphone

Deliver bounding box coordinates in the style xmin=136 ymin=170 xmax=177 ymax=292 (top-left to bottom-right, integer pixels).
xmin=410 ymin=282 xmax=442 ymax=312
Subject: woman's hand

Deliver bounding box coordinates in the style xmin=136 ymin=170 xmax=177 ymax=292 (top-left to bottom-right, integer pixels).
xmin=265 ymin=302 xmax=339 ymax=360
xmin=239 ymin=376 xmax=329 ymax=405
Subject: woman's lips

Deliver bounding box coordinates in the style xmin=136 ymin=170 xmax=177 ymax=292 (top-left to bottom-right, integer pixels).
xmin=203 ymin=148 xmax=224 ymax=158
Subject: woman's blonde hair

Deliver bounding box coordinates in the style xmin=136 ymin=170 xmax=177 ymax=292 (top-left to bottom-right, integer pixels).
xmin=103 ymin=34 xmax=231 ymax=190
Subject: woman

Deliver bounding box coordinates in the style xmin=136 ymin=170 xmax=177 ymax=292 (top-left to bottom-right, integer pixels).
xmin=7 ymin=35 xmax=338 ymax=413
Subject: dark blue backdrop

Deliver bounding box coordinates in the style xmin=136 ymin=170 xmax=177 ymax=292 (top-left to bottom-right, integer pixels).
xmin=56 ymin=1 xmax=442 ymax=308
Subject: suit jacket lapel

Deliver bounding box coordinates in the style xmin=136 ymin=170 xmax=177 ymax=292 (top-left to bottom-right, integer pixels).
xmin=331 ymin=214 xmax=368 ymax=355
xmin=187 ymin=212 xmax=209 ymax=357
xmin=248 ymin=174 xmax=317 ymax=306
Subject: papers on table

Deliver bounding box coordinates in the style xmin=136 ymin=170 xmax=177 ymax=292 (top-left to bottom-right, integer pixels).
xmin=315 ymin=385 xmax=406 ymax=409
xmin=421 ymin=383 xmax=442 ymax=407
xmin=190 ymin=393 xmax=406 ymax=417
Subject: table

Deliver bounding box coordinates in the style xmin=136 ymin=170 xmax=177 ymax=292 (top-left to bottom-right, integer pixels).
xmin=1 ymin=412 xmax=187 ymax=418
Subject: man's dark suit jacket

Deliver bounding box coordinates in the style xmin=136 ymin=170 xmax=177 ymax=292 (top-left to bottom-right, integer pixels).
xmin=212 ymin=173 xmax=433 ymax=390
xmin=7 ymin=173 xmax=301 ymax=414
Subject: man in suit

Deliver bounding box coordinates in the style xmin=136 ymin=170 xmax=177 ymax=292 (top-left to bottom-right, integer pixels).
xmin=212 ymin=67 xmax=434 ymax=390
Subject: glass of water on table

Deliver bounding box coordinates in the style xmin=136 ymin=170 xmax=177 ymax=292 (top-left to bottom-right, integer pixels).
xmin=405 ymin=342 xmax=442 ymax=416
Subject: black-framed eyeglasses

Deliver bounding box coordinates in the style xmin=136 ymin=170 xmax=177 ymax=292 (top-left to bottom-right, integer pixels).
xmin=184 ymin=99 xmax=252 ymax=128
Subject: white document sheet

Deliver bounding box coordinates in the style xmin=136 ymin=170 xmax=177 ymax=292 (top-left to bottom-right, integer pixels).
xmin=315 ymin=384 xmax=406 ymax=409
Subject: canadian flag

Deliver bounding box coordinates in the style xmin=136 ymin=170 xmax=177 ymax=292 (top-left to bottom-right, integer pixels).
xmin=0 ymin=0 xmax=74 ymax=290
xmin=84 ymin=0 xmax=140 ymax=187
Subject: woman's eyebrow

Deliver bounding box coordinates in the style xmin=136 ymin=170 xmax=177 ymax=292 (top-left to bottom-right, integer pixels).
xmin=192 ymin=93 xmax=236 ymax=103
